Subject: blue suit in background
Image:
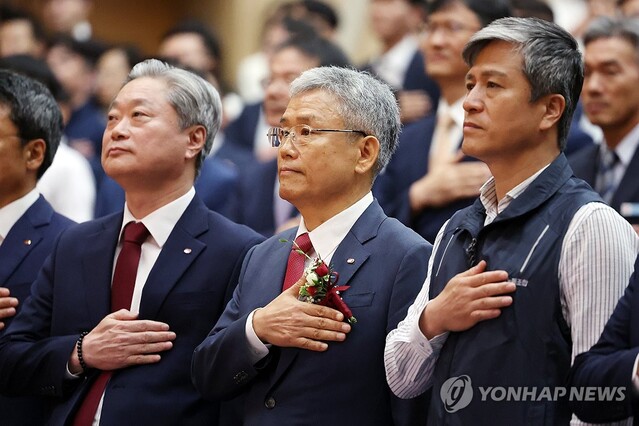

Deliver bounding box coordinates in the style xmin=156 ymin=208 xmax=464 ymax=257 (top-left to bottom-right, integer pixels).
xmin=0 ymin=196 xmax=264 ymax=425
xmin=570 ymin=254 xmax=639 ymax=423
xmin=0 ymin=195 xmax=74 ymax=426
xmin=569 ymin=141 xmax=639 ymax=215
xmin=192 ymin=201 xmax=433 ymax=426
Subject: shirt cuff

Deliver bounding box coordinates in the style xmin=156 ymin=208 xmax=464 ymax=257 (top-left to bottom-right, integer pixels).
xmin=245 ymin=309 xmax=270 ymax=364
xmin=408 ymin=308 xmax=449 ymax=355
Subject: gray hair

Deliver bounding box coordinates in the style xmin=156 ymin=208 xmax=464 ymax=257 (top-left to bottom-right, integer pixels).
xmin=463 ymin=17 xmax=583 ymax=151
xmin=0 ymin=69 xmax=62 ymax=179
xmin=584 ymin=16 xmax=639 ymax=55
xmin=126 ymin=59 xmax=222 ymax=175
xmin=289 ymin=66 xmax=400 ymax=177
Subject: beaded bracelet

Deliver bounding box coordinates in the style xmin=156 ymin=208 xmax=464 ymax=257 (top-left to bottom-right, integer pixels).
xmin=76 ymin=331 xmax=89 ymax=372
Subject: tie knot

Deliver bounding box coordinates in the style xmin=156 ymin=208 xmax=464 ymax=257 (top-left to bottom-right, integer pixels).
xmin=122 ymin=221 xmax=149 ymax=245
xmin=293 ymin=232 xmax=313 ymax=254
xmin=437 ymin=111 xmax=455 ymax=130
xmin=601 ymin=148 xmax=619 ymax=168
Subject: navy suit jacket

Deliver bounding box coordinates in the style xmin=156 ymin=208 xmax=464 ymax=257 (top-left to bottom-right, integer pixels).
xmin=569 ymin=255 xmax=639 ymax=423
xmin=192 ymin=201 xmax=433 ymax=426
xmin=373 ymin=115 xmax=477 ymax=243
xmin=215 ymin=102 xmax=261 ymax=169
xmin=0 ymin=195 xmax=74 ymax=426
xmin=569 ymin=142 xmax=639 ymax=215
xmin=0 ymin=195 xmax=264 ymax=425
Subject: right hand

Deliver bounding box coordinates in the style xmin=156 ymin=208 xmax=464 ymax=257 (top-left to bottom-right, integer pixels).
xmin=69 ymin=310 xmax=175 ymax=373
xmin=409 ymin=152 xmax=491 ymax=211
xmin=253 ymin=277 xmax=351 ymax=352
xmin=0 ymin=287 xmax=19 ymax=331
xmin=420 ymin=260 xmax=516 ymax=339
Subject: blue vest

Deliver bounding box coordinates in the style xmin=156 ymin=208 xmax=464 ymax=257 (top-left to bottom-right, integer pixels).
xmin=427 ymin=154 xmax=602 ymax=425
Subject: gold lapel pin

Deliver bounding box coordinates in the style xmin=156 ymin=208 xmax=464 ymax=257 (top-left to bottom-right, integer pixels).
xmin=183 ymin=248 xmax=192 ymax=254
xmin=23 ymin=239 xmax=32 ymax=246
xmin=347 ymin=258 xmax=355 ymax=264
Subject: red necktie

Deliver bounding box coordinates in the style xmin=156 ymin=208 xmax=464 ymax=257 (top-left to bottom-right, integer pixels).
xmin=282 ymin=233 xmax=313 ymax=291
xmin=72 ymin=222 xmax=149 ymax=426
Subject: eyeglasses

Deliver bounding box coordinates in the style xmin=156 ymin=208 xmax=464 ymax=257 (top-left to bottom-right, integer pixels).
xmin=267 ymin=124 xmax=368 ymax=148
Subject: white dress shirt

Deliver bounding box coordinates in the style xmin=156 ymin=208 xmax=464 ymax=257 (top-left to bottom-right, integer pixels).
xmin=90 ymin=187 xmax=195 ymax=426
xmin=430 ymin=98 xmax=465 ymax=157
xmin=608 ymin=122 xmax=639 ymax=194
xmin=0 ymin=189 xmax=39 ymax=247
xmin=384 ymin=165 xmax=639 ymax=425
xmin=245 ymin=192 xmax=374 ymax=363
xmin=370 ymin=35 xmax=420 ymax=90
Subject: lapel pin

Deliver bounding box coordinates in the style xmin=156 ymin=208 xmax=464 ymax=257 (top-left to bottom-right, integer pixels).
xmin=23 ymin=239 xmax=32 ymax=246
xmin=347 ymin=258 xmax=355 ymax=264
xmin=183 ymin=248 xmax=192 ymax=254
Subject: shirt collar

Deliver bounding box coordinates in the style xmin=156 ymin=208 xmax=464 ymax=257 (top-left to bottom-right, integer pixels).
xmin=297 ymin=192 xmax=374 ymax=262
xmin=480 ymin=164 xmax=550 ymax=220
xmin=436 ymin=97 xmax=465 ymax=130
xmin=120 ymin=187 xmax=195 ymax=248
xmin=0 ymin=189 xmax=40 ymax=241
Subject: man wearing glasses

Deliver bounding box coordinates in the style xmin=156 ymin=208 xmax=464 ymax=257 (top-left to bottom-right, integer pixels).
xmin=374 ymin=0 xmax=510 ymax=243
xmin=193 ymin=66 xmax=432 ymax=425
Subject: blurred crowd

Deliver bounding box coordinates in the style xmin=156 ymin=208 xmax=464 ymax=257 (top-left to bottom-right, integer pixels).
xmin=0 ymin=0 xmax=638 ymax=235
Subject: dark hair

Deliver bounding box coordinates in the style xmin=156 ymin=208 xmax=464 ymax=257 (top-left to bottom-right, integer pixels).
xmin=0 ymin=5 xmax=46 ymax=42
xmin=0 ymin=54 xmax=69 ymax=103
xmin=48 ymin=35 xmax=106 ymax=67
xmin=161 ymin=19 xmax=221 ymax=63
xmin=300 ymin=0 xmax=339 ymax=29
xmin=275 ymin=34 xmax=351 ymax=68
xmin=0 ymin=70 xmax=63 ymax=179
xmin=511 ymin=0 xmax=554 ymax=22
xmin=427 ymin=0 xmax=513 ymax=27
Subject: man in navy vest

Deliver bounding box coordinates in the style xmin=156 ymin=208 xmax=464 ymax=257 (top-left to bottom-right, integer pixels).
xmin=385 ymin=17 xmax=639 ymax=424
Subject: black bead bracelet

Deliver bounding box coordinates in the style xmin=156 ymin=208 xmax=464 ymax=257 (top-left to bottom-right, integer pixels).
xmin=76 ymin=331 xmax=89 ymax=372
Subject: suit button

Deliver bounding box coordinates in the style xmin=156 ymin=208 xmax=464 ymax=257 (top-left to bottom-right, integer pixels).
xmin=265 ymin=396 xmax=276 ymax=409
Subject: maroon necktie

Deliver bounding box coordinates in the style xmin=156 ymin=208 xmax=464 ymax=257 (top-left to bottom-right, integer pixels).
xmin=282 ymin=233 xmax=313 ymax=291
xmin=72 ymin=222 xmax=149 ymax=426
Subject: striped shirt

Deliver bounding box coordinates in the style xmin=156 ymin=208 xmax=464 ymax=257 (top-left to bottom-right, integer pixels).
xmin=384 ymin=169 xmax=639 ymax=425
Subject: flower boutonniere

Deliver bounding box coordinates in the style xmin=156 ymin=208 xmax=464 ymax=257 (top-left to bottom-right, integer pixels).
xmin=281 ymin=238 xmax=357 ymax=324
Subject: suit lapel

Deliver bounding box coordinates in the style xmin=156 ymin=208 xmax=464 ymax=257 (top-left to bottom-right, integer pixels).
xmin=82 ymin=215 xmax=121 ymax=324
xmin=269 ymin=202 xmax=385 ymax=390
xmin=611 ymin=146 xmax=639 ymax=210
xmin=0 ymin=197 xmax=50 ymax=283
xmin=137 ymin=198 xmax=208 ymax=319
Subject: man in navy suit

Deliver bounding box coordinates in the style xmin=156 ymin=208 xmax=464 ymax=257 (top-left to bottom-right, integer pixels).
xmin=0 ymin=70 xmax=74 ymax=425
xmin=569 ymin=254 xmax=639 ymax=423
xmin=192 ymin=67 xmax=433 ymax=425
xmin=0 ymin=59 xmax=263 ymax=425
xmin=569 ymin=16 xmax=639 ymax=232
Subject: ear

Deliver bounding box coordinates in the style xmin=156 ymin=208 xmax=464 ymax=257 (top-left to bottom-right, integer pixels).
xmin=185 ymin=125 xmax=207 ymax=160
xmin=539 ymin=94 xmax=565 ymax=132
xmin=354 ymin=135 xmax=380 ymax=176
xmin=23 ymin=139 xmax=46 ymax=172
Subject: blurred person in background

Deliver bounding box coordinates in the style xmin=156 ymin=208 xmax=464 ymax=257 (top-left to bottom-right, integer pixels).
xmin=46 ymin=35 xmax=106 ymax=187
xmin=570 ymin=16 xmax=639 ymax=234
xmin=0 ymin=6 xmax=46 ymax=58
xmin=42 ymin=0 xmax=93 ymax=41
xmin=362 ymin=0 xmax=440 ymax=124
xmin=374 ymin=0 xmax=510 ymax=243
xmin=0 ymin=54 xmax=96 ymax=223
xmin=94 ymin=43 xmax=143 ymax=113
xmin=236 ymin=0 xmax=340 ymax=104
